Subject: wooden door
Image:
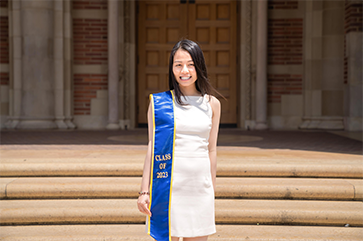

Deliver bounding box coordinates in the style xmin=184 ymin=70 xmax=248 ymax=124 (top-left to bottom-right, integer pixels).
xmin=137 ymin=0 xmax=187 ymax=124
xmin=189 ymin=1 xmax=237 ymax=124
xmin=137 ymin=0 xmax=237 ymax=124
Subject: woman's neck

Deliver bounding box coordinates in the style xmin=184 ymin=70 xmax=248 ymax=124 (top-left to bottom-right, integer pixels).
xmin=179 ymin=85 xmax=200 ymax=96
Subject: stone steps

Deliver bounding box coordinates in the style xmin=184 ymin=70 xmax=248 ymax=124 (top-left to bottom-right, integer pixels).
xmin=1 ymin=146 xmax=362 ymax=240
xmin=1 ymin=199 xmax=362 ymax=226
xmin=1 ymin=224 xmax=362 ymax=241
xmin=1 ymin=177 xmax=362 ymax=200
xmin=1 ymin=158 xmax=362 ymax=178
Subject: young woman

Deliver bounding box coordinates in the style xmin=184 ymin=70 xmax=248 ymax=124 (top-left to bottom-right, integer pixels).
xmin=137 ymin=39 xmax=221 ymax=241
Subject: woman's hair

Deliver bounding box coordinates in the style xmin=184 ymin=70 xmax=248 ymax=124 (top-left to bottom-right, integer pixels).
xmin=168 ymin=39 xmax=223 ymax=105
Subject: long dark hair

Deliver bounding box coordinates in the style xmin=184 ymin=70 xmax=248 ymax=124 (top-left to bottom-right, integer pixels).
xmin=168 ymin=39 xmax=223 ymax=105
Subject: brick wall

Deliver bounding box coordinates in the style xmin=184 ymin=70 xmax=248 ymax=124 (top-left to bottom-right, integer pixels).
xmin=73 ymin=19 xmax=108 ymax=65
xmin=268 ymin=0 xmax=298 ymax=10
xmin=345 ymin=1 xmax=363 ymax=33
xmin=0 ymin=72 xmax=8 ymax=86
xmin=268 ymin=17 xmax=303 ymax=103
xmin=0 ymin=16 xmax=8 ymax=65
xmin=73 ymin=0 xmax=107 ymax=10
xmin=0 ymin=0 xmax=7 ymax=8
xmin=0 ymin=0 xmax=8 ymax=86
xmin=268 ymin=19 xmax=303 ymax=65
xmin=268 ymin=74 xmax=302 ymax=103
xmin=344 ymin=0 xmax=362 ymax=84
xmin=73 ymin=0 xmax=108 ymax=115
xmin=74 ymin=74 xmax=107 ymax=115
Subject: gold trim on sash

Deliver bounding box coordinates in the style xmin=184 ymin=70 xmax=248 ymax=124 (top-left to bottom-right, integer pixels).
xmin=147 ymin=94 xmax=156 ymax=235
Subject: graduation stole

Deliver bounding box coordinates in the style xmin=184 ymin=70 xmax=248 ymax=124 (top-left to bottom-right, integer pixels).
xmin=148 ymin=90 xmax=176 ymax=241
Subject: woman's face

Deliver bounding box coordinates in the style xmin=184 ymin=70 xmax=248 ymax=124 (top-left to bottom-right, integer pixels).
xmin=173 ymin=49 xmax=197 ymax=89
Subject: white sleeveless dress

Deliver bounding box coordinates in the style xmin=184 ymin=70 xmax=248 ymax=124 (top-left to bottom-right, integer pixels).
xmin=170 ymin=94 xmax=216 ymax=237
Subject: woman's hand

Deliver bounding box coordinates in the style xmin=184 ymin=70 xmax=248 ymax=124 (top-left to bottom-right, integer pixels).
xmin=137 ymin=194 xmax=152 ymax=217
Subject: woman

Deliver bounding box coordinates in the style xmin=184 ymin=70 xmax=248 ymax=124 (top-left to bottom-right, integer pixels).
xmin=137 ymin=39 xmax=221 ymax=241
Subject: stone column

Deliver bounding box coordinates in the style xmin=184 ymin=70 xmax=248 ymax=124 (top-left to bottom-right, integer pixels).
xmin=344 ymin=0 xmax=362 ymax=131
xmin=119 ymin=0 xmax=135 ymax=130
xmin=345 ymin=31 xmax=362 ymax=130
xmin=64 ymin=0 xmax=76 ymax=128
xmin=255 ymin=0 xmax=268 ymax=130
xmin=6 ymin=0 xmax=22 ymax=129
xmin=17 ymin=0 xmax=56 ymax=129
xmin=129 ymin=0 xmax=136 ymax=129
xmin=54 ymin=0 xmax=67 ymax=129
xmin=240 ymin=0 xmax=252 ymax=129
xmin=106 ymin=0 xmax=119 ymax=130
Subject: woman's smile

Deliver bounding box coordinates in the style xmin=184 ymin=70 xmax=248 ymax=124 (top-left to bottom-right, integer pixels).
xmin=180 ymin=76 xmax=192 ymax=80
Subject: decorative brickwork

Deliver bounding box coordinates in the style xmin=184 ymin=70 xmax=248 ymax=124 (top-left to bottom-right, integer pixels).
xmin=0 ymin=0 xmax=8 ymax=8
xmin=72 ymin=0 xmax=108 ymax=115
xmin=73 ymin=0 xmax=107 ymax=10
xmin=268 ymin=18 xmax=303 ymax=103
xmin=0 ymin=72 xmax=8 ymax=85
xmin=344 ymin=54 xmax=348 ymax=84
xmin=0 ymin=16 xmax=8 ymax=64
xmin=268 ymin=0 xmax=298 ymax=10
xmin=0 ymin=0 xmax=9 ymax=86
xmin=344 ymin=0 xmax=362 ymax=84
xmin=268 ymin=74 xmax=302 ymax=103
xmin=345 ymin=1 xmax=363 ymax=33
xmin=73 ymin=19 xmax=108 ymax=65
xmin=268 ymin=19 xmax=303 ymax=65
xmin=74 ymin=74 xmax=108 ymax=115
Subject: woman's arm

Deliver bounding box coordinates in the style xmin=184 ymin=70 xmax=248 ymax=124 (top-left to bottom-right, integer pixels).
xmin=208 ymin=96 xmax=221 ymax=192
xmin=137 ymin=102 xmax=153 ymax=217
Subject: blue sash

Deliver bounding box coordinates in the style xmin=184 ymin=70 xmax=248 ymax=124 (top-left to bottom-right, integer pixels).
xmin=148 ymin=90 xmax=175 ymax=241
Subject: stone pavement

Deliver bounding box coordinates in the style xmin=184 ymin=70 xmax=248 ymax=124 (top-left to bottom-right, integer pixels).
xmin=1 ymin=129 xmax=362 ymax=155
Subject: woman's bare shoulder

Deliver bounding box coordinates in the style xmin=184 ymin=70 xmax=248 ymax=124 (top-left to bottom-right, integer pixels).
xmin=207 ymin=95 xmax=221 ymax=110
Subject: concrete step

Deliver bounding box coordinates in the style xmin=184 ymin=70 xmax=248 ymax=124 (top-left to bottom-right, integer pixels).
xmin=1 ymin=177 xmax=362 ymax=201
xmin=1 ymin=199 xmax=362 ymax=226
xmin=1 ymin=158 xmax=362 ymax=178
xmin=0 ymin=224 xmax=362 ymax=241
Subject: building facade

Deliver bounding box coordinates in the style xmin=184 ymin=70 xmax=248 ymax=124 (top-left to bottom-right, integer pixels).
xmin=0 ymin=0 xmax=362 ymax=130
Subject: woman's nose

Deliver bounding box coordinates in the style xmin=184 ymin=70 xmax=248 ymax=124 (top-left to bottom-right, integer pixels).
xmin=181 ymin=64 xmax=189 ymax=73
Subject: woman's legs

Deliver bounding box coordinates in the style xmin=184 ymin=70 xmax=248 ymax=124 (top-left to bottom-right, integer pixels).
xmin=171 ymin=236 xmax=208 ymax=241
xmin=183 ymin=236 xmax=208 ymax=241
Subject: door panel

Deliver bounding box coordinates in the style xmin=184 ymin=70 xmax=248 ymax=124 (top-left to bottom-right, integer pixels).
xmin=189 ymin=0 xmax=237 ymax=124
xmin=138 ymin=0 xmax=237 ymax=124
xmin=138 ymin=0 xmax=187 ymax=123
